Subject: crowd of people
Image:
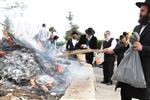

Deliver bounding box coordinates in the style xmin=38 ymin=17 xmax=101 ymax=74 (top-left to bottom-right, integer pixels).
xmin=65 ymin=28 xmax=130 ymax=86
xmin=65 ymin=0 xmax=150 ymax=100
xmin=35 ymin=23 xmax=59 ymax=49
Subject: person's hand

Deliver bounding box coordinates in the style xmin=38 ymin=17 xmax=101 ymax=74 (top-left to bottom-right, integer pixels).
xmin=87 ymin=46 xmax=91 ymax=49
xmin=81 ymin=44 xmax=87 ymax=49
xmin=55 ymin=64 xmax=64 ymax=73
xmin=133 ymin=41 xmax=143 ymax=51
xmin=102 ymin=48 xmax=113 ymax=54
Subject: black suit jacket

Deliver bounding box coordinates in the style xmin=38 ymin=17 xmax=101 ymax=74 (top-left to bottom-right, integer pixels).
xmin=66 ymin=39 xmax=79 ymax=51
xmin=78 ymin=35 xmax=97 ymax=64
xmin=78 ymin=35 xmax=97 ymax=49
xmin=133 ymin=23 xmax=150 ymax=87
xmin=115 ymin=23 xmax=150 ymax=99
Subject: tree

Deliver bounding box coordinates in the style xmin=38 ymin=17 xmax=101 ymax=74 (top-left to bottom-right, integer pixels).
xmin=49 ymin=26 xmax=56 ymax=34
xmin=97 ymin=39 xmax=104 ymax=49
xmin=64 ymin=12 xmax=83 ymax=40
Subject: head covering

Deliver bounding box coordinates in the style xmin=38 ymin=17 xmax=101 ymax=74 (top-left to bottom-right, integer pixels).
xmin=85 ymin=28 xmax=95 ymax=35
xmin=123 ymin=32 xmax=128 ymax=36
xmin=136 ymin=0 xmax=150 ymax=10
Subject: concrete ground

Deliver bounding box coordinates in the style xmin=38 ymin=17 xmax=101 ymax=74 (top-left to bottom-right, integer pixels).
xmin=94 ymin=67 xmax=137 ymax=100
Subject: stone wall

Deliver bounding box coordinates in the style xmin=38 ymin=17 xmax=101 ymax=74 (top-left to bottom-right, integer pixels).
xmin=61 ymin=54 xmax=96 ymax=100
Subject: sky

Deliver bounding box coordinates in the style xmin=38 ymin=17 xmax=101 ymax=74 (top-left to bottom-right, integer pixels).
xmin=0 ymin=0 xmax=144 ymax=41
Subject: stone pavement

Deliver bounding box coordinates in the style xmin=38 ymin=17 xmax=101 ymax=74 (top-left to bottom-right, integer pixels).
xmin=94 ymin=67 xmax=137 ymax=100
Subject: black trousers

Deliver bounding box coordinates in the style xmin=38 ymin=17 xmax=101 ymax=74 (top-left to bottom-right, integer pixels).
xmin=103 ymin=57 xmax=115 ymax=82
xmin=121 ymin=87 xmax=150 ymax=100
xmin=85 ymin=53 xmax=94 ymax=65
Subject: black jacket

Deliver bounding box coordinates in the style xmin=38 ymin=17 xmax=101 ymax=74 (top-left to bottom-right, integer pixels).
xmin=135 ymin=24 xmax=150 ymax=87
xmin=66 ymin=39 xmax=79 ymax=51
xmin=116 ymin=23 xmax=150 ymax=99
xmin=78 ymin=35 xmax=97 ymax=64
xmin=78 ymin=35 xmax=97 ymax=50
xmin=114 ymin=42 xmax=129 ymax=65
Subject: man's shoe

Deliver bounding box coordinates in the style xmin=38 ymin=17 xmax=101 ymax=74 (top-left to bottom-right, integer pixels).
xmin=101 ymin=81 xmax=108 ymax=84
xmin=106 ymin=81 xmax=112 ymax=85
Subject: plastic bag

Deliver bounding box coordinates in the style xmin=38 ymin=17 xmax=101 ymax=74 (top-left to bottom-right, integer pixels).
xmin=94 ymin=52 xmax=104 ymax=65
xmin=93 ymin=41 xmax=104 ymax=65
xmin=112 ymin=32 xmax=146 ymax=88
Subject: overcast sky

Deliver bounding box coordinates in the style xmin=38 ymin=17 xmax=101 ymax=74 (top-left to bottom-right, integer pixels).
xmin=0 ymin=0 xmax=144 ymax=41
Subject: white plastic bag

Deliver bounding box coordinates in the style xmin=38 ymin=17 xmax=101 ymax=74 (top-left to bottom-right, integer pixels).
xmin=93 ymin=41 xmax=104 ymax=65
xmin=112 ymin=32 xmax=146 ymax=88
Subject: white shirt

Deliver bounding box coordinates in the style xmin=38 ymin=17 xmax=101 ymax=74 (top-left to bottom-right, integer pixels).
xmin=37 ymin=27 xmax=49 ymax=41
xmin=72 ymin=39 xmax=78 ymax=47
xmin=139 ymin=25 xmax=147 ymax=35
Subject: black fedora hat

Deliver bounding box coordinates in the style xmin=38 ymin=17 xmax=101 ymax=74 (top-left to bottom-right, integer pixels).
xmin=136 ymin=0 xmax=150 ymax=8
xmin=85 ymin=27 xmax=95 ymax=35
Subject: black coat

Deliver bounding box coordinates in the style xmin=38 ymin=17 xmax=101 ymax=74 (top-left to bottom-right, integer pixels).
xmin=114 ymin=42 xmax=129 ymax=65
xmin=137 ymin=24 xmax=150 ymax=88
xmin=117 ymin=23 xmax=150 ymax=99
xmin=66 ymin=39 xmax=79 ymax=51
xmin=78 ymin=35 xmax=97 ymax=49
xmin=78 ymin=35 xmax=97 ymax=64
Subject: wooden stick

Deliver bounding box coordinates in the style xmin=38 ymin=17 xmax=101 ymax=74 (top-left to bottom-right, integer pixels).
xmin=64 ymin=49 xmax=101 ymax=56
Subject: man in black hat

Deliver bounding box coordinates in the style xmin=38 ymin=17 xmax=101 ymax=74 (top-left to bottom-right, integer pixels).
xmin=78 ymin=28 xmax=97 ymax=65
xmin=117 ymin=0 xmax=150 ymax=100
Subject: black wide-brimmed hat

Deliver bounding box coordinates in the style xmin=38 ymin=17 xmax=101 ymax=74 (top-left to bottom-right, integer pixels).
xmin=136 ymin=0 xmax=150 ymax=9
xmin=85 ymin=28 xmax=95 ymax=35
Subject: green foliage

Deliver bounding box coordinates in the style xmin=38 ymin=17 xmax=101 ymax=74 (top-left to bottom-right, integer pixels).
xmin=56 ymin=41 xmax=65 ymax=46
xmin=97 ymin=40 xmax=104 ymax=49
xmin=64 ymin=12 xmax=83 ymax=41
xmin=49 ymin=27 xmax=56 ymax=33
xmin=64 ymin=30 xmax=83 ymax=40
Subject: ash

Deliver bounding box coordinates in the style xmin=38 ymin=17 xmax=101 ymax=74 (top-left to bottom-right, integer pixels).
xmin=0 ymin=47 xmax=64 ymax=100
xmin=0 ymin=48 xmax=40 ymax=84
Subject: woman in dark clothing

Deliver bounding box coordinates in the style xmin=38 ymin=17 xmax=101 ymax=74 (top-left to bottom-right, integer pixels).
xmin=66 ymin=31 xmax=79 ymax=51
xmin=114 ymin=35 xmax=129 ymax=66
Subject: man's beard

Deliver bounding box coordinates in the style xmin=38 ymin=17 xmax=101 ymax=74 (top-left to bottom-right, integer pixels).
xmin=138 ymin=15 xmax=149 ymax=25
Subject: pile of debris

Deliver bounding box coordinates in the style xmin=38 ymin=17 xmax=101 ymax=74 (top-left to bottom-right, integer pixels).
xmin=0 ymin=48 xmax=40 ymax=85
xmin=0 ymin=48 xmax=65 ymax=100
xmin=0 ymin=33 xmax=86 ymax=100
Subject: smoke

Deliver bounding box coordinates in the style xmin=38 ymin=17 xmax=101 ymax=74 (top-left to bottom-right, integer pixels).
xmin=9 ymin=29 xmax=88 ymax=94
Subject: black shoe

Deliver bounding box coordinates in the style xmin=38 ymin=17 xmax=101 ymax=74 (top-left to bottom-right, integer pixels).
xmin=101 ymin=81 xmax=108 ymax=84
xmin=106 ymin=81 xmax=112 ymax=85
